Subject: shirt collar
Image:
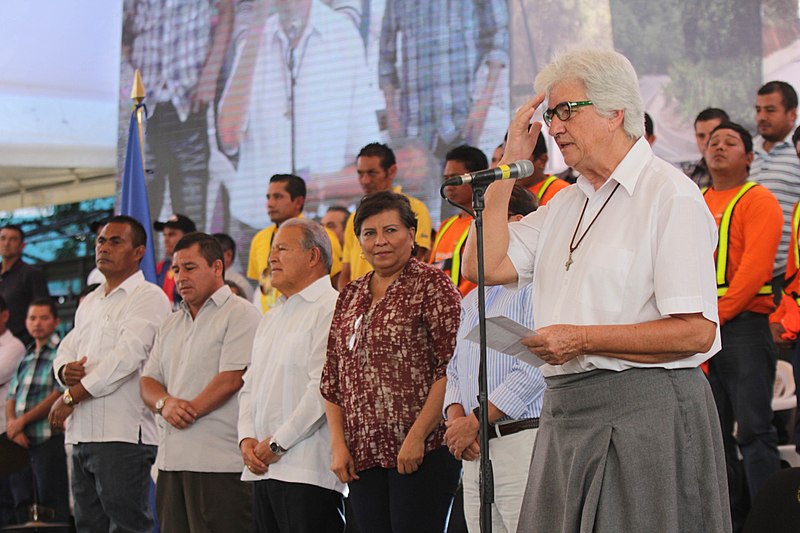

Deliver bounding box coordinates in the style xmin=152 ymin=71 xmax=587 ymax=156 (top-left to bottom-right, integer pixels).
xmin=575 ymin=136 xmax=651 ymax=197
xmin=270 ymin=1 xmax=324 ymax=48
xmin=179 ymin=284 xmax=233 ymax=316
xmin=754 ymin=132 xmax=793 ymax=153
xmin=102 ymin=270 xmax=146 ymax=297
xmin=280 ymin=275 xmax=332 ymax=305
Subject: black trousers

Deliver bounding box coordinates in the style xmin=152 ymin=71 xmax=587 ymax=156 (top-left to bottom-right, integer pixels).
xmin=348 ymin=447 xmax=461 ymax=533
xmin=253 ymin=479 xmax=344 ymax=533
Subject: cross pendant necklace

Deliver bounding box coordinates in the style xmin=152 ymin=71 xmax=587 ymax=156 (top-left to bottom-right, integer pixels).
xmin=566 ymin=182 xmax=621 ymax=271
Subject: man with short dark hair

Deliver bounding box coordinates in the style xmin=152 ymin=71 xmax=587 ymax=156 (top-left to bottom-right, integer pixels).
xmin=239 ymin=218 xmax=345 ymax=532
xmin=321 ymin=207 xmax=350 ymax=248
xmin=644 ymin=112 xmax=656 ymax=146
xmin=141 ymin=232 xmax=260 ymax=532
xmin=0 ymin=225 xmax=49 ymax=345
xmin=213 ymin=232 xmax=255 ymax=301
xmin=5 ymin=298 xmax=69 ymax=525
xmin=703 ymin=122 xmax=783 ymax=528
xmin=153 ymin=213 xmax=197 ymax=307
xmin=338 ymin=142 xmax=432 ymax=289
xmin=50 ymin=215 xmax=171 ymax=533
xmin=246 ymin=174 xmax=343 ymax=313
xmin=429 ymin=145 xmax=485 ymax=296
xmin=516 ymin=133 xmax=569 ymax=206
xmin=685 ymin=107 xmax=730 ymax=189
xmin=751 ymin=81 xmax=800 ymax=290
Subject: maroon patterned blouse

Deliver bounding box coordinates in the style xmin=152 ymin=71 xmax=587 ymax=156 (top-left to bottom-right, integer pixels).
xmin=320 ymin=258 xmax=461 ymax=472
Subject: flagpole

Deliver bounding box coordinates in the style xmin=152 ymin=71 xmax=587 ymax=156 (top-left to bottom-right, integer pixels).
xmin=130 ymin=69 xmax=146 ymax=165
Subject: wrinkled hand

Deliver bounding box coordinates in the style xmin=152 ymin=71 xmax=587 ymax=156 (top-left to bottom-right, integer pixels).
xmin=11 ymin=432 xmax=29 ymax=449
xmin=240 ymin=438 xmax=268 ymax=476
xmin=397 ymin=432 xmax=425 ymax=475
xmin=444 ymin=414 xmax=479 ymax=460
xmin=522 ymin=324 xmax=587 ymax=366
xmin=330 ymin=440 xmax=359 ymax=483
xmin=161 ymin=398 xmax=198 ymax=429
xmin=48 ymin=397 xmax=74 ymax=431
xmin=462 ymin=440 xmax=480 ymax=461
xmin=254 ymin=437 xmax=282 ymax=466
xmin=502 ymin=93 xmax=545 ymax=164
xmin=63 ymin=356 xmax=87 ymax=386
xmin=770 ymin=322 xmax=794 ymax=350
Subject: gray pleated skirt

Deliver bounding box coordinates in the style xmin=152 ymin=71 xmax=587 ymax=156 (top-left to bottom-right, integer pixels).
xmin=516 ymin=367 xmax=731 ymax=533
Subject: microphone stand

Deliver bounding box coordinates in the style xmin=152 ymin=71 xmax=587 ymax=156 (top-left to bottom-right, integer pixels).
xmin=440 ymin=182 xmax=494 ymax=533
xmin=472 ymin=184 xmax=494 ymax=533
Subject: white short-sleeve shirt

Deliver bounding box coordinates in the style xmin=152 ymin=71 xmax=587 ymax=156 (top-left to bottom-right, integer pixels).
xmin=506 ymin=138 xmax=721 ymax=376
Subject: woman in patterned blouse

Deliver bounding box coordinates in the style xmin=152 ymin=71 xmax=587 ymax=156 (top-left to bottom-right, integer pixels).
xmin=321 ymin=190 xmax=462 ymax=532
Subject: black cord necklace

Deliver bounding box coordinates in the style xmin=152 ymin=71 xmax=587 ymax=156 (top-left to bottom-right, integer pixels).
xmin=565 ymin=182 xmax=621 ymax=271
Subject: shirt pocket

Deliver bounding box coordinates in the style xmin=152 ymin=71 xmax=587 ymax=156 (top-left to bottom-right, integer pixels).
xmin=576 ymin=246 xmax=635 ymax=314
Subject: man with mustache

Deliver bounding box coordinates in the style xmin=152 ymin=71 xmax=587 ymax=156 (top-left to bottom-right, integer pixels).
xmin=751 ymin=81 xmax=800 ymax=302
xmin=140 ymin=232 xmax=261 ymax=532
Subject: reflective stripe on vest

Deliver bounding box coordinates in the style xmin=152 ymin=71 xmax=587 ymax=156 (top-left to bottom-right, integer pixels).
xmin=535 ymin=175 xmax=558 ymax=201
xmin=430 ymin=216 xmax=470 ymax=286
xmin=791 ymin=202 xmax=800 ymax=305
xmin=702 ymin=182 xmax=772 ymax=298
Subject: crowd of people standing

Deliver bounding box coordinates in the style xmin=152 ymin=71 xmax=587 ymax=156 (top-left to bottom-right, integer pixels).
xmin=2 ymin=48 xmax=800 ymax=533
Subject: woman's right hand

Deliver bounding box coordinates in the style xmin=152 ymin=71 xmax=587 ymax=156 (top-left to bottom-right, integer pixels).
xmin=330 ymin=440 xmax=360 ymax=483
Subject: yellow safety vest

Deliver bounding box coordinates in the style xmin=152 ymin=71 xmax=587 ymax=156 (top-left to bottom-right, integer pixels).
xmin=788 ymin=201 xmax=800 ymax=305
xmin=702 ymin=182 xmax=772 ymax=298
xmin=430 ymin=216 xmax=470 ymax=286
xmin=535 ymin=175 xmax=558 ymax=201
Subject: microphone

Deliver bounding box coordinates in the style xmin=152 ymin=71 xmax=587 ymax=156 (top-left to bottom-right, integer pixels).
xmin=443 ymin=160 xmax=534 ymax=186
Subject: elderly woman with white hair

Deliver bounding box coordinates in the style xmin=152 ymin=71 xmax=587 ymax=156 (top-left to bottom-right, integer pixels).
xmin=463 ymin=49 xmax=730 ymax=532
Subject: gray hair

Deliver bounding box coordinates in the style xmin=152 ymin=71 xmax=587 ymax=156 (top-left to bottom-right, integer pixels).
xmin=534 ymin=49 xmax=644 ymax=139
xmin=279 ymin=218 xmax=333 ymax=274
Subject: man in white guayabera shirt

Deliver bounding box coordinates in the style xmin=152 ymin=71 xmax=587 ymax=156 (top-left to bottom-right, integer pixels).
xmin=50 ymin=216 xmax=170 ymax=533
xmin=238 ymin=219 xmax=346 ymax=532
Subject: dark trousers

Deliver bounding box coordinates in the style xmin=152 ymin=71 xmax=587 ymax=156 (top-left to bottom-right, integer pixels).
xmin=72 ymin=441 xmax=157 ymax=533
xmin=348 ymin=447 xmax=461 ymax=533
xmin=708 ymin=314 xmax=781 ymax=503
xmin=253 ymin=479 xmax=344 ymax=533
xmin=9 ymin=433 xmax=69 ymax=523
xmin=146 ymin=102 xmax=209 ymax=228
xmin=156 ymin=470 xmax=252 ymax=533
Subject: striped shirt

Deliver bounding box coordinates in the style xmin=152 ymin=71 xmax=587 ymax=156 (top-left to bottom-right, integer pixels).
xmin=129 ymin=0 xmax=215 ymax=121
xmin=751 ymin=133 xmax=800 ymax=277
xmin=7 ymin=339 xmax=62 ymax=446
xmin=444 ymin=283 xmax=544 ymax=421
xmin=378 ymin=0 xmax=508 ymax=149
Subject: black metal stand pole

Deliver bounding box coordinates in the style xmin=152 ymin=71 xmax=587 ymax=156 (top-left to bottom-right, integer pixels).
xmin=472 ymin=185 xmax=494 ymax=533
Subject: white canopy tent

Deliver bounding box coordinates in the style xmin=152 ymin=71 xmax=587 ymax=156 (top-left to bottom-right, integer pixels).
xmin=0 ymin=0 xmax=122 ymax=212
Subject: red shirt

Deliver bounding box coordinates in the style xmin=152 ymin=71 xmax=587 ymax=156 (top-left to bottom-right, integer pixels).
xmin=320 ymin=258 xmax=461 ymax=471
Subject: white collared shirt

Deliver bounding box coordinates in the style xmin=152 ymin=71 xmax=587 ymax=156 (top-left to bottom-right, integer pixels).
xmin=143 ymin=285 xmax=261 ymax=472
xmin=507 ymin=137 xmax=721 ymax=376
xmin=238 ymin=276 xmax=345 ymax=493
xmin=54 ymin=271 xmax=170 ymax=445
xmin=0 ymin=329 xmax=26 ymax=429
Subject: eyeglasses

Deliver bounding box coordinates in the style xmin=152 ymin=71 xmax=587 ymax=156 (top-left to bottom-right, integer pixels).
xmin=543 ymin=101 xmax=593 ymax=126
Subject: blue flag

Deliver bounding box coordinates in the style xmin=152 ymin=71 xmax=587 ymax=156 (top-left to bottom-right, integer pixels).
xmin=119 ymin=105 xmax=157 ymax=282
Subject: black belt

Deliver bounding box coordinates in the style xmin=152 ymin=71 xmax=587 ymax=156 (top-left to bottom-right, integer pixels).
xmin=488 ymin=418 xmax=539 ymax=440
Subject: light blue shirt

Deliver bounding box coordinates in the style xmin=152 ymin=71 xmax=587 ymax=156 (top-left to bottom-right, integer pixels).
xmin=444 ymin=283 xmax=544 ymax=420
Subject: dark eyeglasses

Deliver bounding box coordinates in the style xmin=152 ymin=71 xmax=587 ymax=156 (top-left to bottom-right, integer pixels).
xmin=543 ymin=101 xmax=593 ymax=126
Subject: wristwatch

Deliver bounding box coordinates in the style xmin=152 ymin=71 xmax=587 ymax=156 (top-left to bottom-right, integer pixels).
xmin=155 ymin=396 xmax=170 ymax=415
xmin=62 ymin=389 xmax=75 ymax=406
xmin=269 ymin=439 xmax=287 ymax=456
